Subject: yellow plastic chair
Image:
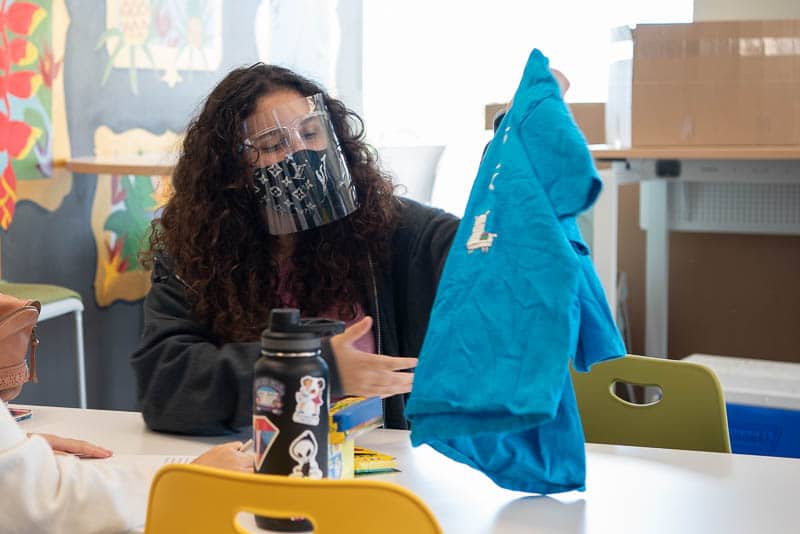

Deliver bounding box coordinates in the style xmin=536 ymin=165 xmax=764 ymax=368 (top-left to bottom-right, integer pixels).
xmin=571 ymin=354 xmax=731 ymax=453
xmin=145 ymin=464 xmax=442 ymax=534
xmin=0 ymin=281 xmax=86 ymax=408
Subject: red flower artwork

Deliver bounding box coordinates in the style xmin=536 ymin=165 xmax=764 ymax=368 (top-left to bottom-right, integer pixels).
xmin=0 ymin=0 xmax=47 ymax=229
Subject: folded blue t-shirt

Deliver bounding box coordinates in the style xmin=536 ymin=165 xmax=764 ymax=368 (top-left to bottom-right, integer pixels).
xmin=405 ymin=49 xmax=626 ymax=494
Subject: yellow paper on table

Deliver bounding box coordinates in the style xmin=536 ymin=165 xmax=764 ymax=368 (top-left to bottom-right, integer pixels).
xmin=354 ymin=446 xmax=399 ymax=475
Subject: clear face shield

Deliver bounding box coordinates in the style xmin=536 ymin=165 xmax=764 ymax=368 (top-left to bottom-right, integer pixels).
xmin=243 ymin=93 xmax=359 ymax=235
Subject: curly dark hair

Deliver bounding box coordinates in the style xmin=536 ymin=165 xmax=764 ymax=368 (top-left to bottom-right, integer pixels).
xmin=142 ymin=63 xmax=397 ymax=342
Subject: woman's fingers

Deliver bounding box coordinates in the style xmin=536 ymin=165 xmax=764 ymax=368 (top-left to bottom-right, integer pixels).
xmin=374 ymin=373 xmax=415 ymax=398
xmin=193 ymin=441 xmax=254 ymax=473
xmin=376 ymin=354 xmax=418 ymax=371
xmin=332 ymin=320 xmax=420 ymax=398
xmin=551 ymin=68 xmax=570 ymax=96
xmin=333 ymin=316 xmax=373 ymax=345
xmin=35 ymin=433 xmax=113 ymax=458
xmin=351 ymin=356 xmax=416 ymax=397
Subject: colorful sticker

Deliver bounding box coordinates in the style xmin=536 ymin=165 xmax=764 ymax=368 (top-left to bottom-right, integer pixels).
xmin=255 ymin=377 xmax=285 ymax=415
xmin=328 ymin=442 xmax=342 ymax=480
xmin=292 ymin=375 xmax=325 ymax=426
xmin=288 ymin=430 xmax=323 ymax=479
xmin=466 ymin=210 xmax=498 ymax=254
xmin=253 ymin=414 xmax=280 ymax=471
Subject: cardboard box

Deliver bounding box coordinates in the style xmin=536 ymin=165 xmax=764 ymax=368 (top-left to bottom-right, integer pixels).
xmin=568 ymin=103 xmax=606 ymax=144
xmin=485 ymin=102 xmax=508 ymax=130
xmin=606 ymin=20 xmax=800 ymax=147
xmin=485 ymin=102 xmax=606 ymax=143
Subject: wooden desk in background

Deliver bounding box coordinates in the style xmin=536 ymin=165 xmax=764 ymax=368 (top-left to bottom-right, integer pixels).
xmin=16 ymin=404 xmax=800 ymax=534
xmin=66 ymin=154 xmax=177 ymax=176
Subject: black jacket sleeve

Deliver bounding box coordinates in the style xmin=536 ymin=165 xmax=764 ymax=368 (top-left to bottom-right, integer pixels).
xmin=412 ymin=209 xmax=458 ymax=283
xmin=130 ymin=256 xmax=258 ymax=435
xmin=377 ymin=199 xmax=459 ymax=429
xmin=392 ymin=199 xmax=460 ymax=357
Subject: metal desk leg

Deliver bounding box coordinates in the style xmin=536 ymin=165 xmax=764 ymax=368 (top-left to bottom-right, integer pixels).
xmin=74 ymin=309 xmax=87 ymax=409
xmin=640 ymin=180 xmax=669 ymax=357
xmin=592 ymin=167 xmax=618 ymax=316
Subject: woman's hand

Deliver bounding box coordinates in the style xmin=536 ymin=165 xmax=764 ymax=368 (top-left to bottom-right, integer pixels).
xmin=550 ymin=68 xmax=570 ymax=96
xmin=192 ymin=441 xmax=254 ymax=473
xmin=330 ymin=316 xmax=418 ymax=398
xmin=33 ymin=433 xmax=113 ymax=458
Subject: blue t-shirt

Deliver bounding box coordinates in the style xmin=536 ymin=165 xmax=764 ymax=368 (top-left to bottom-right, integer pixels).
xmin=405 ymin=49 xmax=626 ymax=494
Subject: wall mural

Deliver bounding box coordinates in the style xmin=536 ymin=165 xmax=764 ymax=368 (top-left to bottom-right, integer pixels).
xmin=90 ymin=125 xmax=178 ymax=306
xmin=17 ymin=0 xmax=70 ymax=215
xmin=92 ymin=0 xmax=223 ymax=305
xmin=98 ymin=0 xmax=222 ymax=93
xmin=0 ymin=0 xmax=67 ymax=229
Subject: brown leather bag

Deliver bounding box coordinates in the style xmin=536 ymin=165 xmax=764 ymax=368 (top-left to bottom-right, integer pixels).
xmin=0 ymin=293 xmax=40 ymax=401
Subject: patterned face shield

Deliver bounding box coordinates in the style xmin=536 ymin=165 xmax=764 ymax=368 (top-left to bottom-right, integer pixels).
xmin=243 ymin=93 xmax=359 ymax=235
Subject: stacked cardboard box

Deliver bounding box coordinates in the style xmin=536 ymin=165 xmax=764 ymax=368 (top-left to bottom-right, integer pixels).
xmin=607 ymin=20 xmax=800 ymax=147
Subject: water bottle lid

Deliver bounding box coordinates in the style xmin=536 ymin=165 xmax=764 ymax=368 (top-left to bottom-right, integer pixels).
xmin=268 ymin=308 xmax=301 ymax=332
xmin=261 ymin=308 xmax=345 ymax=354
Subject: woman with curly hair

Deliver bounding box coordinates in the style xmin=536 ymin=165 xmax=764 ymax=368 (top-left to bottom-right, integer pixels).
xmin=131 ymin=63 xmax=459 ymax=435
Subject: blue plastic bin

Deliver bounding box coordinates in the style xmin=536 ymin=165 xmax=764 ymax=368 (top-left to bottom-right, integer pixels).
xmin=684 ymin=354 xmax=800 ymax=458
xmin=725 ymin=403 xmax=800 ymax=458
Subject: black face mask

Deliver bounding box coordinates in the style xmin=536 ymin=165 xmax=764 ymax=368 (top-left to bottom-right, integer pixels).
xmin=253 ymin=150 xmax=329 ymax=213
xmin=252 ymin=149 xmax=359 ymax=234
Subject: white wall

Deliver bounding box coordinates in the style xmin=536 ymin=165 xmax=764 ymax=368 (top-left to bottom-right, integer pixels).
xmin=361 ymin=1 xmax=693 ymax=216
xmin=694 ymin=0 xmax=800 ymax=20
xmin=336 ymin=0 xmax=363 ymax=115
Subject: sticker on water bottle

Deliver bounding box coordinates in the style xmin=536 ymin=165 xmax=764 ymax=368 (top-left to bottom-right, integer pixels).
xmin=288 ymin=430 xmax=323 ymax=479
xmin=253 ymin=415 xmax=280 ymax=471
xmin=292 ymin=375 xmax=325 ymax=426
xmin=255 ymin=378 xmax=285 ymax=415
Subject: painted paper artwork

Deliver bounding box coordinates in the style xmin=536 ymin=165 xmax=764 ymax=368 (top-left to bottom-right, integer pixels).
xmin=17 ymin=0 xmax=72 ymax=217
xmin=0 ymin=0 xmax=54 ymax=229
xmin=91 ymin=125 xmax=178 ymax=306
xmin=98 ymin=0 xmax=222 ymax=93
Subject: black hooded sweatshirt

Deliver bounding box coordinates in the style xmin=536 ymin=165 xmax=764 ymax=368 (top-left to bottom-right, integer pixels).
xmin=131 ymin=198 xmax=459 ymax=435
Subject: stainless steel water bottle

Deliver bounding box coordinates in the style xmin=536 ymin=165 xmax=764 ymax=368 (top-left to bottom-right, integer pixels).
xmin=253 ymin=308 xmax=344 ymax=532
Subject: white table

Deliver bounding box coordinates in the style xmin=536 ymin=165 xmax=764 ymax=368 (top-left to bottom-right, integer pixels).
xmin=16 ymin=404 xmax=800 ymax=534
xmin=590 ymin=145 xmax=800 ymax=358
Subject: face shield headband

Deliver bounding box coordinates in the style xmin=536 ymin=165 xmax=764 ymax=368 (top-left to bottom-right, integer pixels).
xmin=243 ymin=93 xmax=359 ymax=235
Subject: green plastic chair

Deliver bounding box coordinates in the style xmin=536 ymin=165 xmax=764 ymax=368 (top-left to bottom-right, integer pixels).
xmin=0 ymin=281 xmax=85 ymax=408
xmin=571 ymin=354 xmax=731 ymax=453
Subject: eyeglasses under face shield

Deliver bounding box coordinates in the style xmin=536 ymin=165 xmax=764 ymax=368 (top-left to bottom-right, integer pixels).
xmin=243 ymin=93 xmax=359 ymax=235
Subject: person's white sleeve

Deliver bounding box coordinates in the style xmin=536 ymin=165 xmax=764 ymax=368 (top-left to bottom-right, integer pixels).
xmin=0 ymin=405 xmax=159 ymax=534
